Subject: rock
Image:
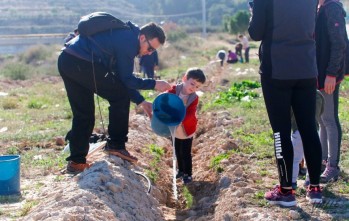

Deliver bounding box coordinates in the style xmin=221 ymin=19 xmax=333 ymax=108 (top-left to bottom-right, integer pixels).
xmin=55 ymin=136 xmax=65 ymax=146
xmin=289 ymin=210 xmax=301 ymax=220
xmin=219 ymin=176 xmax=231 ymax=189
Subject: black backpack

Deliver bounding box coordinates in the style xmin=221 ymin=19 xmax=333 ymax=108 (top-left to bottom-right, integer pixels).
xmin=73 ymin=12 xmax=131 ymax=71
xmin=78 ymin=12 xmax=130 ymax=36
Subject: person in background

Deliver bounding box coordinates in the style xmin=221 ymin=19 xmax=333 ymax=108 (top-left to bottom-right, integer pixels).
xmin=168 ymin=68 xmax=206 ymax=184
xmin=316 ymin=0 xmax=347 ymax=183
xmin=139 ymin=50 xmax=159 ymax=79
xmin=58 ymin=21 xmax=171 ymax=174
xmin=227 ymin=50 xmax=238 ymax=64
xmin=249 ymin=0 xmax=323 ymax=206
xmin=238 ymin=34 xmax=250 ymax=63
xmin=291 ymin=90 xmax=324 ymax=189
xmin=216 ymin=49 xmax=226 ymax=67
xmin=235 ymin=43 xmax=243 ymax=63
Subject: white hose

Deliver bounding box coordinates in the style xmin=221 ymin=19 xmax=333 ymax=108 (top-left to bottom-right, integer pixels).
xmin=169 ymin=126 xmax=178 ymax=200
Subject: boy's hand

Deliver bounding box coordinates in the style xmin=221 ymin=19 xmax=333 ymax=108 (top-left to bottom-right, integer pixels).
xmin=139 ymin=100 xmax=152 ymax=118
xmin=155 ymin=80 xmax=171 ymax=92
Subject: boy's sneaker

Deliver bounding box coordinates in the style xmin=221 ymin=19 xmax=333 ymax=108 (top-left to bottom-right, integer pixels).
xmin=66 ymin=161 xmax=91 ymax=174
xmin=104 ymin=146 xmax=138 ymax=163
xmin=176 ymin=171 xmax=184 ymax=179
xmin=182 ymin=174 xmax=192 ymax=184
xmin=320 ymin=164 xmax=339 ymax=183
xmin=306 ymin=186 xmax=322 ymax=204
xmin=264 ymin=186 xmax=296 ymax=207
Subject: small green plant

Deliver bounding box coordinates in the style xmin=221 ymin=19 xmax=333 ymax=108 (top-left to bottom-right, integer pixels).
xmin=209 ymin=149 xmax=240 ymax=173
xmin=182 ymin=186 xmax=193 ymax=208
xmin=259 ymin=169 xmax=269 ymax=177
xmin=210 ymin=153 xmax=229 ymax=169
xmin=19 ymin=200 xmax=38 ymax=217
xmin=144 ymin=144 xmax=165 ymax=183
xmin=149 ymin=144 xmax=165 ymax=158
xmin=6 ymin=146 xmax=19 ymax=155
xmin=27 ymin=99 xmax=47 ymax=109
xmin=253 ymin=190 xmax=268 ymax=207
xmin=214 ymin=80 xmax=261 ymax=104
xmin=54 ymin=175 xmax=65 ymax=182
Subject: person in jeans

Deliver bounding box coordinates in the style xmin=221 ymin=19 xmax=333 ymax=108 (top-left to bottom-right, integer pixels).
xmin=238 ymin=34 xmax=250 ymax=63
xmin=168 ymin=68 xmax=206 ymax=184
xmin=316 ymin=0 xmax=347 ymax=183
xmin=58 ymin=21 xmax=171 ymax=174
xmin=249 ymin=0 xmax=323 ymax=206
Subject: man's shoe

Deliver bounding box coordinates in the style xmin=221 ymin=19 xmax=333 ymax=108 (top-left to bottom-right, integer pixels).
xmin=176 ymin=171 xmax=184 ymax=179
xmin=320 ymin=164 xmax=340 ymax=183
xmin=66 ymin=161 xmax=91 ymax=174
xmin=264 ymin=185 xmax=296 ymax=207
xmin=306 ymin=186 xmax=322 ymax=204
xmin=182 ymin=174 xmax=192 ymax=184
xmin=104 ymin=146 xmax=138 ymax=163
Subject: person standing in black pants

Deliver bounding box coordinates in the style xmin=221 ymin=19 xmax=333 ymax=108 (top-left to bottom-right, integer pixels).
xmin=249 ymin=0 xmax=322 ymax=206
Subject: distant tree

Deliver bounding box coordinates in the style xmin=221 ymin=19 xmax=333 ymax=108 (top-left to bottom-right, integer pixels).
xmin=224 ymin=10 xmax=250 ymax=35
xmin=208 ymin=4 xmax=233 ymax=26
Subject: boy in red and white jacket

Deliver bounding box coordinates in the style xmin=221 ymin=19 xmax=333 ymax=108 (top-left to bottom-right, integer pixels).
xmin=167 ymin=68 xmax=206 ymax=184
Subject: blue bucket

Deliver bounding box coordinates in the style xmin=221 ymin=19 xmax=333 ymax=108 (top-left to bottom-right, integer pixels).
xmin=0 ymin=155 xmax=21 ymax=196
xmin=151 ymin=93 xmax=185 ymax=137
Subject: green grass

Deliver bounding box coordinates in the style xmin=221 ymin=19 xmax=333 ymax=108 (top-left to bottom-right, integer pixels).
xmin=182 ymin=186 xmax=194 ymax=208
xmin=19 ymin=200 xmax=39 ymax=217
xmin=144 ymin=144 xmax=165 ymax=183
xmin=253 ymin=190 xmax=268 ymax=207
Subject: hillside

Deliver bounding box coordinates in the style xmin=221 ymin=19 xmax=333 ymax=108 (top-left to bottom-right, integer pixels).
xmin=0 ymin=0 xmax=251 ymax=35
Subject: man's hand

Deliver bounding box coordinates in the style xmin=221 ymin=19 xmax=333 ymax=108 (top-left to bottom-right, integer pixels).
xmin=155 ymin=80 xmax=171 ymax=92
xmin=139 ymin=101 xmax=153 ymax=118
xmin=324 ymin=75 xmax=336 ymax=94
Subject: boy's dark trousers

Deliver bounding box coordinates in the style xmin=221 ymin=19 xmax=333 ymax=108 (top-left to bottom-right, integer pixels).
xmin=58 ymin=51 xmax=130 ymax=163
xmin=175 ymin=137 xmax=193 ymax=176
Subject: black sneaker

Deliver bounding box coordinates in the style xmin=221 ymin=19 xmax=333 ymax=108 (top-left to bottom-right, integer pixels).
xmin=182 ymin=174 xmax=192 ymax=184
xmin=176 ymin=171 xmax=184 ymax=179
xmin=306 ymin=186 xmax=322 ymax=204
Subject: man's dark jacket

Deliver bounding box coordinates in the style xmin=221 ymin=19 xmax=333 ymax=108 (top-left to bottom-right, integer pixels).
xmin=63 ymin=21 xmax=155 ymax=104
